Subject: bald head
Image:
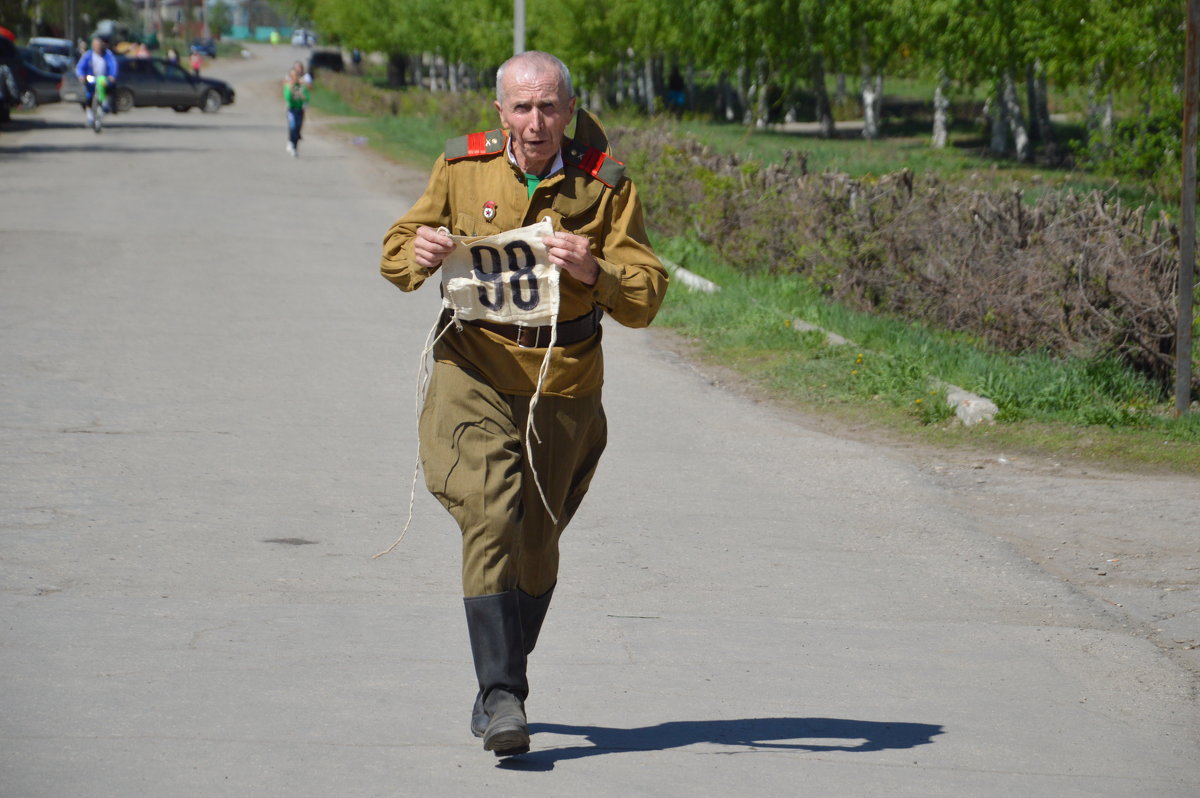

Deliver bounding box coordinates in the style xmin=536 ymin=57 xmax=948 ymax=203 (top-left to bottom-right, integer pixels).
xmin=496 ymin=51 xmax=573 ymax=104
xmin=492 ymin=50 xmax=577 ymax=176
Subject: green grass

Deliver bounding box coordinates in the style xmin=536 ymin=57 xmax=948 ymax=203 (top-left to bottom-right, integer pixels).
xmin=654 ymin=235 xmax=1200 ymax=472
xmin=309 ymin=84 xmax=458 ymax=163
xmin=308 ymin=84 xmax=363 ymax=118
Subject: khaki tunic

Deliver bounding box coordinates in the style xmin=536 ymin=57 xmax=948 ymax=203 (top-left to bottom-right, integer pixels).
xmin=380 ymin=130 xmax=669 ymax=397
xmin=380 ymin=124 xmax=667 ymax=595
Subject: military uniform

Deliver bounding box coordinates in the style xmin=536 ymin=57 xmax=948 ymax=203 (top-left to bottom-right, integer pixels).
xmin=380 ymin=110 xmax=667 ymax=755
xmin=382 ymin=111 xmax=667 ymax=595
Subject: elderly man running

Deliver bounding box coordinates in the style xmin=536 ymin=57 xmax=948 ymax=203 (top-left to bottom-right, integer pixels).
xmin=380 ymin=50 xmax=668 ymax=757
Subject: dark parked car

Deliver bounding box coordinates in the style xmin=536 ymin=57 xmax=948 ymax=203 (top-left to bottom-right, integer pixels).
xmin=0 ymin=36 xmax=29 ymax=122
xmin=62 ymin=57 xmax=235 ymax=113
xmin=190 ymin=38 xmax=217 ymax=58
xmin=308 ymin=49 xmax=343 ymax=73
xmin=17 ymin=46 xmax=62 ymax=107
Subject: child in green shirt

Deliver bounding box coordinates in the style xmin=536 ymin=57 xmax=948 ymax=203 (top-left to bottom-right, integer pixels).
xmin=284 ymin=68 xmax=309 ymax=157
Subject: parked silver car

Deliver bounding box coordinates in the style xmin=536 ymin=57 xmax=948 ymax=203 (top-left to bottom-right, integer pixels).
xmin=27 ymin=37 xmax=75 ymax=72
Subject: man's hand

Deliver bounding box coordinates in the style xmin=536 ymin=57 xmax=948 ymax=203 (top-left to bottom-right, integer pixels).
xmin=413 ymin=225 xmax=456 ymax=271
xmin=545 ymin=231 xmax=599 ymax=286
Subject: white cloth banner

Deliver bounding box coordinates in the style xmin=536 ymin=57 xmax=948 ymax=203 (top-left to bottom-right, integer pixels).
xmin=439 ymin=218 xmax=560 ymax=326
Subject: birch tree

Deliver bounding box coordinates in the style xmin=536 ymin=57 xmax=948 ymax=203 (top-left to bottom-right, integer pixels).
xmin=827 ymin=0 xmax=908 ymax=140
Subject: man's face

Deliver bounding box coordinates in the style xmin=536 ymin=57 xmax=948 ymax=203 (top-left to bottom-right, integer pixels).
xmin=494 ymin=66 xmax=575 ymax=177
xmin=91 ymin=38 xmax=104 ymax=54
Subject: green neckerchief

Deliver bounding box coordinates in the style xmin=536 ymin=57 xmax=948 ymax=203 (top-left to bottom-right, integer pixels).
xmin=525 ymin=173 xmax=542 ymax=198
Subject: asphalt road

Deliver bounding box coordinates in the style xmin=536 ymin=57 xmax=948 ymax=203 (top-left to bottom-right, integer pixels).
xmin=2 ymin=45 xmax=1198 ymax=797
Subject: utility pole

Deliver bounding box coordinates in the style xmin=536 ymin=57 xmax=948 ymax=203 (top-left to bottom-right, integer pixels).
xmin=64 ymin=0 xmax=76 ymax=43
xmin=513 ymin=0 xmax=524 ymax=56
xmin=1178 ymin=0 xmax=1200 ymax=415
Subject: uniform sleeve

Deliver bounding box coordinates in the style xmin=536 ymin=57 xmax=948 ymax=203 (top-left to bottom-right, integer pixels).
xmin=589 ymin=178 xmax=669 ymax=328
xmin=380 ymin=156 xmax=452 ymax=292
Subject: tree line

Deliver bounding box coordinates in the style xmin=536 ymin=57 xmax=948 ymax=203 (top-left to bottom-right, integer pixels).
xmin=292 ymin=0 xmax=1185 ymax=167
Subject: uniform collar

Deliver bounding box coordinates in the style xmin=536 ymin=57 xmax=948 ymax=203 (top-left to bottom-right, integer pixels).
xmin=506 ymin=137 xmax=564 ymax=178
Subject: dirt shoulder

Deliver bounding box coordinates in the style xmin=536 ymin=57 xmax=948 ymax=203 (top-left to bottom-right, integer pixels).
xmin=651 ymin=329 xmax=1200 ymax=678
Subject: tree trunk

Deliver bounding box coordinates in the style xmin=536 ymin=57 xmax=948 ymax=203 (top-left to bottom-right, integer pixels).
xmin=737 ymin=63 xmax=751 ymax=125
xmin=810 ymin=50 xmax=834 ymax=137
xmin=587 ymin=77 xmax=606 ymax=113
xmin=426 ymin=55 xmax=439 ymax=92
xmin=1087 ymin=61 xmax=1114 ymax=157
xmin=386 ymin=53 xmax=408 ymax=88
xmin=989 ymin=80 xmax=1008 ymax=155
xmin=861 ymin=71 xmax=882 ymax=140
xmin=1034 ymin=60 xmax=1056 ymax=160
xmin=718 ymin=71 xmax=735 ymax=121
xmin=755 ymin=57 xmax=769 ymax=128
xmin=931 ymin=72 xmax=950 ymax=148
xmin=411 ymin=54 xmax=424 ymax=91
xmin=1002 ymin=72 xmax=1030 ymax=161
xmin=1102 ymin=92 xmax=1114 ymax=145
xmin=615 ymin=57 xmax=626 ymax=107
xmin=835 ymin=72 xmax=847 ymax=106
xmin=644 ymin=54 xmax=656 ymax=115
xmin=1025 ymin=62 xmax=1039 ymax=143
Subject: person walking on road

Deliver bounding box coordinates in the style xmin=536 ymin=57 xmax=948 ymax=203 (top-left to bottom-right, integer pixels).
xmin=380 ymin=50 xmax=668 ymax=758
xmin=290 ymin=60 xmax=313 ymax=87
xmin=283 ymin=66 xmax=309 ymax=157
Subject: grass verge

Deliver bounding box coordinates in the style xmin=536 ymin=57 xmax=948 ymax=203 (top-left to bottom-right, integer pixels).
xmin=309 ymin=82 xmax=466 ymax=163
xmin=655 ymin=235 xmax=1200 ymax=472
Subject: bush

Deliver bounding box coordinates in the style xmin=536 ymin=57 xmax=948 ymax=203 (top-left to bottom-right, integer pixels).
xmin=1074 ymin=95 xmax=1185 ymax=202
xmin=612 ymin=121 xmax=1188 ymax=394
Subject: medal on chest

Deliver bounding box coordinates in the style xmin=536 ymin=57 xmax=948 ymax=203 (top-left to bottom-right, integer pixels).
xmin=482 ymin=201 xmax=497 ymax=223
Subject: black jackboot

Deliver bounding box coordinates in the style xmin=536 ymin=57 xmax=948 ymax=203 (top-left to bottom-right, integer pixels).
xmin=464 ymin=590 xmax=531 ymax=756
xmin=468 ymin=586 xmax=554 ymax=743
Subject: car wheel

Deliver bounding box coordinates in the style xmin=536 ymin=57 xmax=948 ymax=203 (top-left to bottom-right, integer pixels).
xmin=114 ymin=88 xmax=134 ymax=113
xmin=20 ymin=89 xmax=37 ymax=110
xmin=173 ymin=105 xmax=191 ymax=113
xmin=200 ymin=90 xmax=221 ymax=113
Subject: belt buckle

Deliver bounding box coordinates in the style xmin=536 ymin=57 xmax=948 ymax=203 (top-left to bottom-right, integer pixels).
xmin=515 ymin=325 xmax=542 ymax=348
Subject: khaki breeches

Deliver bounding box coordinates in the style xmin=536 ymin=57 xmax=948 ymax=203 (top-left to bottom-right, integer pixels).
xmin=418 ymin=362 xmax=608 ymax=597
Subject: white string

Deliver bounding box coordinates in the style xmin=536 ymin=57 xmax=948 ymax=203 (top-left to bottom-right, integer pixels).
xmin=523 ymin=287 xmax=560 ymax=525
xmin=375 ymin=218 xmax=564 ymax=555
xmin=373 ymin=310 xmax=455 ymax=559
xmin=522 ymin=215 xmax=561 ymax=524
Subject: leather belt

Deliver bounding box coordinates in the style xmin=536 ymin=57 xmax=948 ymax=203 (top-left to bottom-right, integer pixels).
xmin=455 ymin=307 xmax=602 ymax=348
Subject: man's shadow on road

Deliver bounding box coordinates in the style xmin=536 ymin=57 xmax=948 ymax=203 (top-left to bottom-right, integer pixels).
xmin=501 ymin=716 xmax=944 ymax=771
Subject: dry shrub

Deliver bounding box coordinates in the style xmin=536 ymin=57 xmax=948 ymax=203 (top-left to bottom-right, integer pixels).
xmin=611 ymin=123 xmax=1184 ymax=391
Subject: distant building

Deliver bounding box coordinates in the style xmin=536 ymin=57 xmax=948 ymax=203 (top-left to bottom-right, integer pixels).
xmin=126 ymin=0 xmax=290 ymax=41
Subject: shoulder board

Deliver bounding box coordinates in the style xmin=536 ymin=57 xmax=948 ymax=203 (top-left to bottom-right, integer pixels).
xmin=563 ymin=144 xmax=625 ymax=188
xmin=444 ymin=129 xmax=506 ymax=162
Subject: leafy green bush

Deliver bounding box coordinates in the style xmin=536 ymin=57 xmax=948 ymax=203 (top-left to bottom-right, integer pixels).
xmin=1075 ymin=97 xmax=1185 ymax=202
